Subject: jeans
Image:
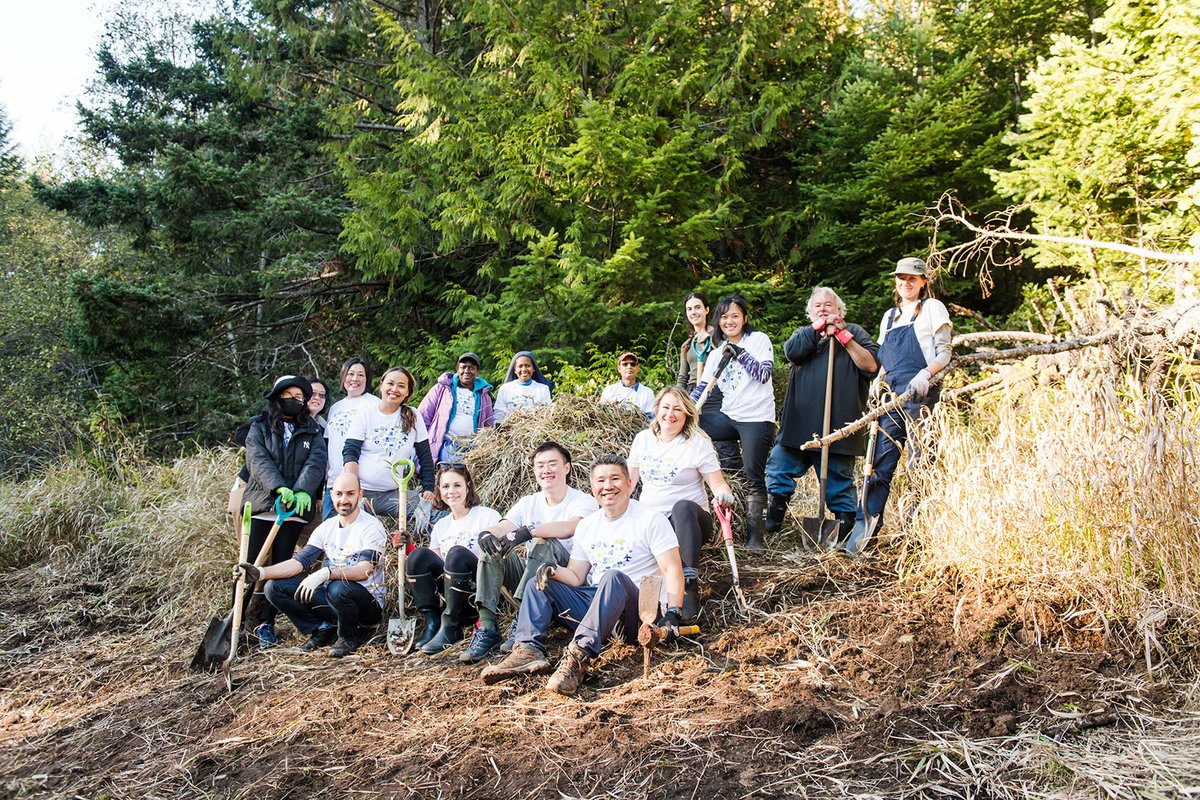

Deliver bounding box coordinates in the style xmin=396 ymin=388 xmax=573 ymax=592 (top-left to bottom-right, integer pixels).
xmin=766 ymin=443 xmax=858 ymax=514
xmin=515 ymin=570 xmax=642 ymax=657
xmin=321 ymin=487 xmax=334 ymax=521
xmin=248 ymin=518 xmax=303 ymax=626
xmin=698 ymin=408 xmax=775 ymax=496
xmin=265 ymin=575 xmax=382 ymax=639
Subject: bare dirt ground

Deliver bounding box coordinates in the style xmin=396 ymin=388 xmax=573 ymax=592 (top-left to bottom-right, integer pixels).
xmin=0 ymin=538 xmax=1180 ymax=799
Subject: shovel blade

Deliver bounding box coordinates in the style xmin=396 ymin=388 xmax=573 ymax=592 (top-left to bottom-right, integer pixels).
xmin=801 ymin=517 xmax=841 ymax=551
xmin=842 ymin=514 xmax=878 ymax=556
xmin=190 ymin=615 xmax=232 ymax=672
xmin=387 ymin=617 xmax=416 ymax=655
xmin=638 ymin=576 xmax=664 ymax=625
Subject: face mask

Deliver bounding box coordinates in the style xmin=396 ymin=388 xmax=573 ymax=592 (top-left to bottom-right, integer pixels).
xmin=279 ymin=397 xmax=306 ymax=418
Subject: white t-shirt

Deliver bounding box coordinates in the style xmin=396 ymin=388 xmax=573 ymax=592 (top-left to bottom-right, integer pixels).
xmin=447 ymin=386 xmax=477 ymax=438
xmin=308 ymin=511 xmax=388 ymax=607
xmin=700 ymin=331 xmax=776 ymax=423
xmin=430 ymin=504 xmax=502 ymax=557
xmin=493 ymin=381 xmax=552 ymax=423
xmin=878 ymin=299 xmax=952 ymax=368
xmin=627 ymin=429 xmax=721 ymax=515
xmin=344 ymin=404 xmax=430 ymax=492
xmin=569 ymin=499 xmax=680 ymax=587
xmin=325 ymin=393 xmax=378 ymax=481
xmin=600 ymin=382 xmax=656 ymax=417
xmin=505 ymin=485 xmax=598 ymax=546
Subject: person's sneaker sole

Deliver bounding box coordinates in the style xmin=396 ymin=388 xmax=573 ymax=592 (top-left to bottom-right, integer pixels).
xmin=480 ymin=657 xmax=552 ymax=685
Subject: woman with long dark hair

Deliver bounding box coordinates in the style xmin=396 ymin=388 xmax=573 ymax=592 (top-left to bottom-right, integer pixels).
xmin=243 ymin=374 xmax=328 ymax=647
xmin=676 ymin=292 xmax=713 ymax=392
xmin=322 ymin=357 xmax=377 ymax=519
xmin=691 ymin=294 xmax=776 ymax=550
xmin=342 ymin=366 xmax=436 ymax=529
xmin=406 ymin=463 xmax=501 ymax=654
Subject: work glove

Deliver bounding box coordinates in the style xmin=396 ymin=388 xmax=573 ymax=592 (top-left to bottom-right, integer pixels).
xmin=811 ymin=316 xmax=828 ymax=333
xmin=659 ymin=607 xmax=683 ymax=638
xmin=534 ymin=562 xmax=557 ymax=591
xmin=726 ymin=342 xmax=745 ymax=357
xmin=233 ymin=562 xmax=262 ymax=583
xmin=828 ymin=315 xmax=846 ymax=331
xmin=713 ymin=490 xmax=735 ymax=509
xmin=908 ymin=368 xmax=932 ymax=401
xmin=478 ymin=531 xmax=506 ymax=558
xmin=834 ymin=327 xmax=854 ymax=347
xmin=295 ymin=567 xmax=331 ymax=603
xmin=275 ymin=486 xmax=295 ymax=508
xmin=292 ymin=491 xmax=312 ymax=516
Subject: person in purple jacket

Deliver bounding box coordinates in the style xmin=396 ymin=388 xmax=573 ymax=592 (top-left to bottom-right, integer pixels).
xmin=418 ymin=352 xmax=496 ymax=464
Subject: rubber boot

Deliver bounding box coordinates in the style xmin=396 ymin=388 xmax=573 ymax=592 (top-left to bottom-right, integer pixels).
xmin=681 ymin=577 xmax=701 ymax=624
xmin=835 ymin=512 xmax=857 ymax=547
xmin=421 ymin=571 xmax=477 ymax=654
xmin=745 ymin=495 xmax=767 ymax=552
xmin=408 ymin=572 xmax=441 ymax=650
xmin=764 ymin=493 xmax=788 ymax=533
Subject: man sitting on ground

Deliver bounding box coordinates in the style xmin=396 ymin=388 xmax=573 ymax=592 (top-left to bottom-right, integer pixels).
xmin=234 ymin=473 xmax=386 ymax=657
xmin=480 ymin=454 xmax=686 ymax=696
xmin=465 ymin=441 xmax=598 ymax=662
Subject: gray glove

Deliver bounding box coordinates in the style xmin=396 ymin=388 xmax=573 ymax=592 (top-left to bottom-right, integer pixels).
xmin=713 ymin=490 xmax=735 ymax=509
xmin=534 ymin=562 xmax=557 ymax=591
xmin=908 ymin=369 xmax=932 ymax=401
xmin=233 ymin=562 xmax=261 ymax=583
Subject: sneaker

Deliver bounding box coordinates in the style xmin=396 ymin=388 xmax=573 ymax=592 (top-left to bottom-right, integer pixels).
xmin=546 ymin=643 xmax=591 ymax=696
xmin=299 ymin=624 xmax=337 ymax=652
xmin=459 ymin=624 xmax=502 ymax=663
xmin=254 ymin=623 xmax=277 ymax=650
xmin=480 ymin=645 xmax=552 ymax=685
xmin=498 ymin=620 xmax=518 ymax=653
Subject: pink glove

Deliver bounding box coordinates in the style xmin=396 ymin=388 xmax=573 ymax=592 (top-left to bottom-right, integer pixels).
xmin=834 ymin=328 xmax=854 ymax=346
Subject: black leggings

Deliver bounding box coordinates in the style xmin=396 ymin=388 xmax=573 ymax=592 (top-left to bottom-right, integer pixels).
xmin=669 ymin=500 xmax=713 ymax=575
xmin=248 ymin=517 xmax=302 ymax=625
xmin=698 ymin=407 xmax=775 ymax=496
xmin=407 ymin=545 xmax=478 ymax=585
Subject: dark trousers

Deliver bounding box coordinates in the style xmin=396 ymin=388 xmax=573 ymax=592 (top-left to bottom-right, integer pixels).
xmin=249 ymin=518 xmax=302 ymax=625
xmin=515 ymin=570 xmax=642 ymax=657
xmin=668 ymin=500 xmax=713 ymax=574
xmin=699 ymin=408 xmax=775 ymax=496
xmin=265 ymin=576 xmax=382 ymax=639
xmin=862 ymin=396 xmax=936 ymax=522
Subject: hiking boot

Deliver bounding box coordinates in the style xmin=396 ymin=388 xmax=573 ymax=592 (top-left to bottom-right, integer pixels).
xmin=330 ymin=630 xmax=371 ymax=658
xmin=480 ymin=645 xmax=552 ymax=685
xmin=546 ymin=643 xmax=592 ymax=696
xmin=299 ymin=623 xmax=337 ymax=652
xmin=459 ymin=624 xmax=502 ymax=663
xmin=254 ymin=623 xmax=278 ymax=650
xmin=764 ymin=493 xmax=788 ymax=533
xmin=498 ymin=620 xmax=518 ymax=653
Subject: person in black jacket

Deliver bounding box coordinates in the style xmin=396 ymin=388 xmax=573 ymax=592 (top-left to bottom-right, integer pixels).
xmin=243 ymin=374 xmax=329 ymax=648
xmin=765 ymin=288 xmax=879 ymax=543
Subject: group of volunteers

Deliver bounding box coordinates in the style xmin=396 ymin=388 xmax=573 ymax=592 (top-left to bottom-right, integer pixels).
xmin=226 ymin=257 xmax=951 ymax=695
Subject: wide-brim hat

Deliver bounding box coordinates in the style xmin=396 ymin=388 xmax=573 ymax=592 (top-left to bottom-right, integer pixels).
xmin=894 ymin=257 xmax=928 ymax=277
xmin=264 ymin=374 xmax=313 ymax=401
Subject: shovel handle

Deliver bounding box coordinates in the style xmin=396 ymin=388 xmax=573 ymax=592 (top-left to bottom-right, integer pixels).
xmin=391 ymin=458 xmax=415 ymax=492
xmin=274 ymin=495 xmax=297 ymax=524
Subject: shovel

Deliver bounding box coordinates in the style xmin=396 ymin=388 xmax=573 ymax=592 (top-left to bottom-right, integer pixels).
xmin=387 ymin=458 xmax=417 ymax=655
xmin=801 ymin=340 xmax=841 ymax=550
xmin=843 ymin=415 xmax=881 ymax=556
xmin=694 ymin=347 xmax=736 ymax=413
xmin=636 ymin=575 xmax=701 ymax=679
xmin=714 ymin=504 xmax=747 ymax=610
xmin=191 ymin=496 xmax=296 ymax=677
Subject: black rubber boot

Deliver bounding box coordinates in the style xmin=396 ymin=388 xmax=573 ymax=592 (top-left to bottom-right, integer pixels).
xmin=835 ymin=512 xmax=857 ymax=546
xmin=421 ymin=571 xmax=477 ymax=654
xmin=745 ymin=495 xmax=767 ymax=552
xmin=681 ymin=577 xmax=702 ymax=624
xmin=408 ymin=571 xmax=441 ymax=650
xmin=764 ymin=493 xmax=788 ymax=533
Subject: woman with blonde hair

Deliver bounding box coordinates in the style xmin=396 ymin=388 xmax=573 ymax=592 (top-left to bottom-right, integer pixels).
xmin=627 ymin=386 xmax=735 ymax=623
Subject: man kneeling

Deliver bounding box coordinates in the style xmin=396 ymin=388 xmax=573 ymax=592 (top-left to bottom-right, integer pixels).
xmin=480 ymin=455 xmax=685 ymax=695
xmin=234 ymin=473 xmax=386 ymax=657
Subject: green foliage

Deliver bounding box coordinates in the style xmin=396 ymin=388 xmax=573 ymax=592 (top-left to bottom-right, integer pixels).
xmin=994 ymin=0 xmax=1200 ymax=292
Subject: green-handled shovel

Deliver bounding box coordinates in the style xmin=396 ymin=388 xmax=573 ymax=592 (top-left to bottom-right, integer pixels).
xmin=387 ymin=459 xmax=417 ymax=655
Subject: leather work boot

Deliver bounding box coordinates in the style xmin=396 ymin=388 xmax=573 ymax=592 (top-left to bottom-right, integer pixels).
xmin=299 ymin=623 xmax=337 ymax=652
xmin=745 ymin=494 xmax=767 ymax=552
xmin=546 ymin=643 xmax=592 ymax=696
xmin=422 ymin=570 xmax=477 ymax=654
xmin=408 ymin=571 xmax=441 ymax=650
xmin=480 ymin=645 xmax=553 ymax=685
xmin=764 ymin=493 xmax=788 ymax=533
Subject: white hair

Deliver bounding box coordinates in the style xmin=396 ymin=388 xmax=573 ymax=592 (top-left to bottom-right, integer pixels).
xmin=806 ymin=287 xmax=846 ymax=322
